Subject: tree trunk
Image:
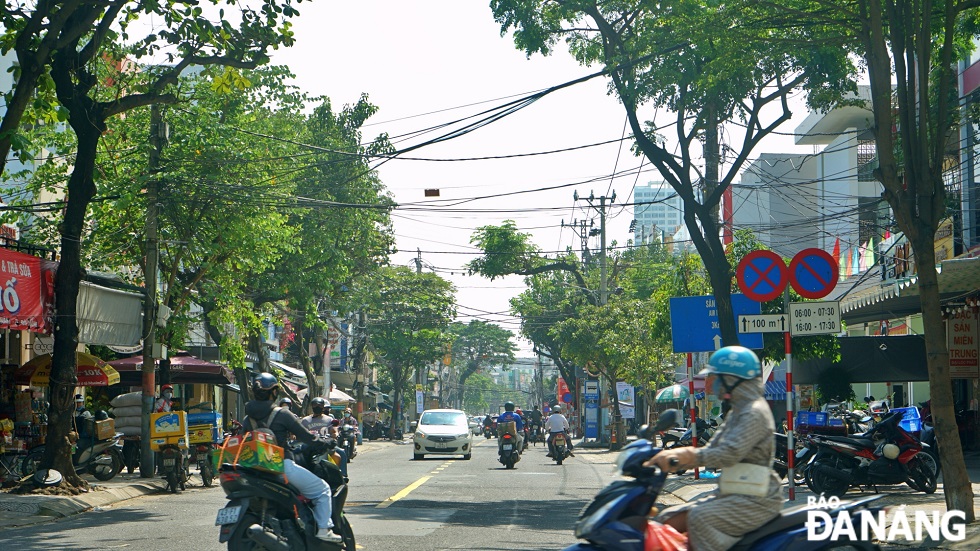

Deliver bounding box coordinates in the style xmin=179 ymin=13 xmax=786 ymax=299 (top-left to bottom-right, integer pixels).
xmin=40 ymin=110 xmax=102 ymax=489
xmin=912 ymin=235 xmax=974 ymax=519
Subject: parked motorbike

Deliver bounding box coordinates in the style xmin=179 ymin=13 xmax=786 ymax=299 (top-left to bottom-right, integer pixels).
xmin=806 ymin=409 xmax=938 ymax=498
xmin=773 ymin=432 xmax=815 ymax=481
xmin=552 ymin=432 xmax=571 ymax=465
xmin=22 ymin=432 xmax=124 ymax=482
xmin=216 ymin=441 xmax=354 ymax=550
xmin=339 ymin=424 xmax=358 ymax=462
xmin=160 ymin=441 xmax=190 ymax=493
xmin=192 ymin=442 xmax=216 ymax=487
xmin=563 ymin=409 xmax=885 ymax=551
xmin=498 ymin=432 xmax=520 ymax=469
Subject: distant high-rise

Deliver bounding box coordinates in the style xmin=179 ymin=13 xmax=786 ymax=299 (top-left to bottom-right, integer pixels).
xmin=633 ymin=182 xmax=683 ymax=243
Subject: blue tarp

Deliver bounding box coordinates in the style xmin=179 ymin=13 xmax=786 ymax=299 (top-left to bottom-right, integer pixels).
xmin=764 ymin=380 xmax=786 ymax=400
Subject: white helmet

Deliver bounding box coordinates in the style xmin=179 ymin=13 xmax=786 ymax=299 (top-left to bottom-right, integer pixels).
xmin=552 ymin=405 xmax=561 ymax=413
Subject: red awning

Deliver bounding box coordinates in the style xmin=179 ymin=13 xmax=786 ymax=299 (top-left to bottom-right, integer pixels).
xmin=108 ymin=352 xmax=234 ymax=385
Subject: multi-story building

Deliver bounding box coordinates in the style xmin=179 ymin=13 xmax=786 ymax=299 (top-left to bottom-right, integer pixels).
xmin=633 ymin=181 xmax=683 ymax=243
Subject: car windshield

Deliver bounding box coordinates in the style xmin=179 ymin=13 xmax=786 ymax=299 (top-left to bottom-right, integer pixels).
xmin=420 ymin=412 xmax=467 ymax=426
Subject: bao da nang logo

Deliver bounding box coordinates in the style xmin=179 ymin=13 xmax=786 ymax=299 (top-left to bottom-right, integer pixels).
xmin=805 ymin=496 xmax=966 ymax=543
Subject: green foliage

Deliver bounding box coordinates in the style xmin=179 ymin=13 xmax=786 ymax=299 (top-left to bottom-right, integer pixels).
xmin=814 ymin=364 xmax=856 ymax=405
xmin=468 ymin=221 xmax=543 ymax=280
xmin=448 ymin=320 xmax=517 ymax=391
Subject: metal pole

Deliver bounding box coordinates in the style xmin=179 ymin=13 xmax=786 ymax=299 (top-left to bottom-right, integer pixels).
xmin=688 ymin=353 xmax=699 ymax=479
xmin=600 ymin=196 xmax=608 ymax=306
xmin=785 ymin=286 xmax=796 ymax=501
xmin=140 ymin=104 xmax=163 ymax=478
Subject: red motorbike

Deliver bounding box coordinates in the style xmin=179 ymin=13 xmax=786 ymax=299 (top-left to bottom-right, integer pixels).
xmin=805 ymin=409 xmax=937 ymax=498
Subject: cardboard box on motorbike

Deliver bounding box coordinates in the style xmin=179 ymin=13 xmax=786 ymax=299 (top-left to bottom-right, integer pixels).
xmin=497 ymin=420 xmax=518 ymax=437
xmin=214 ymin=431 xmax=285 ymax=474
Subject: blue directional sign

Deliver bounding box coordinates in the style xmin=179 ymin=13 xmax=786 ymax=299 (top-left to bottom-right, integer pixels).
xmin=669 ymin=294 xmax=764 ymax=353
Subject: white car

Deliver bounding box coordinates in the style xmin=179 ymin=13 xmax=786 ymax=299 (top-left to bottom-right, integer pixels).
xmin=470 ymin=416 xmax=485 ymax=435
xmin=413 ymin=409 xmax=474 ymax=460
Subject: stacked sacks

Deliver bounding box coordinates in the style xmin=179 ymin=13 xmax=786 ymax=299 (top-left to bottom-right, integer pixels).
xmin=111 ymin=392 xmax=144 ymax=436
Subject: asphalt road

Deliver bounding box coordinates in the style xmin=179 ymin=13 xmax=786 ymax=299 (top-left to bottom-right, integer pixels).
xmin=0 ymin=437 xmax=620 ymax=550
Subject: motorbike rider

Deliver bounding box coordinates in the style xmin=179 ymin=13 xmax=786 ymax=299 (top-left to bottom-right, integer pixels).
xmin=301 ymin=397 xmax=348 ymax=477
xmin=544 ymin=405 xmax=574 ymax=457
xmin=154 ymin=384 xmax=174 ymax=412
xmin=243 ymin=373 xmax=343 ymax=544
xmin=482 ymin=413 xmax=494 ymax=433
xmin=496 ymin=402 xmax=524 ymax=452
xmin=341 ymin=408 xmax=359 ymax=451
xmin=529 ymin=406 xmax=543 ymax=435
xmin=645 ymin=346 xmax=781 ymax=551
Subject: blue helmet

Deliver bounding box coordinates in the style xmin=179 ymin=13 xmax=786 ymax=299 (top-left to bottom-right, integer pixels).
xmin=701 ymin=346 xmax=761 ymax=379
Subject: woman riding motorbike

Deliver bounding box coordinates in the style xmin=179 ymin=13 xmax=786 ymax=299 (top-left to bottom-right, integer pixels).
xmin=645 ymin=346 xmax=782 ymax=551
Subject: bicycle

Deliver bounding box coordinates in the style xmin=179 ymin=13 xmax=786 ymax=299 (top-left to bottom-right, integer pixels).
xmin=0 ymin=449 xmax=26 ymax=485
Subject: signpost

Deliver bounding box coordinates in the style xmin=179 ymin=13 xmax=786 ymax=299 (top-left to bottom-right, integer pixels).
xmin=584 ymin=380 xmax=599 ymax=440
xmin=788 ymin=248 xmax=839 ymax=299
xmin=669 ymin=294 xmax=763 ymax=352
xmin=736 ymin=249 xmax=788 ymax=302
xmin=738 ymin=314 xmax=788 ymax=333
xmin=733 ymin=248 xmax=841 ymax=502
xmin=789 ymin=300 xmax=842 ymax=336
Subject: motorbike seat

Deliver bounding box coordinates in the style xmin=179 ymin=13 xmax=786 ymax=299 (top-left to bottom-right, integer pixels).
xmin=728 ymin=506 xmax=815 ymax=551
xmin=821 ymin=435 xmax=875 ymax=448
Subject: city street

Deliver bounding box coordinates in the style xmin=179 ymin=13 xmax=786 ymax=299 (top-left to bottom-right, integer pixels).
xmin=0 ymin=439 xmax=620 ymax=550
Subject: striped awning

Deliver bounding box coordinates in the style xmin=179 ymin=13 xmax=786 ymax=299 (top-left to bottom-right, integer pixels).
xmin=764 ymin=380 xmax=786 ymax=400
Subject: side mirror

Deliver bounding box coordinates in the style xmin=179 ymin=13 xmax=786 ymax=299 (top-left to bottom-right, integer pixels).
xmin=410 ymin=421 xmax=418 ymax=429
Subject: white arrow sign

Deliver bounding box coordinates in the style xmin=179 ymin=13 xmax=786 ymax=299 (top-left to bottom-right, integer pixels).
xmin=738 ymin=314 xmax=789 ymax=334
xmin=712 ymin=334 xmax=722 ymax=350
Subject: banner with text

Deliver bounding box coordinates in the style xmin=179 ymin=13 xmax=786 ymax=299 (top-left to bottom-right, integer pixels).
xmin=948 ymin=309 xmax=979 ymax=378
xmin=0 ymin=248 xmax=46 ymax=333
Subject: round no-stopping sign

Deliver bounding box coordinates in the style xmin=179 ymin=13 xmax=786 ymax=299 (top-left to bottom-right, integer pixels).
xmin=736 ymin=250 xmax=788 ymax=302
xmin=788 ymin=248 xmax=838 ymax=299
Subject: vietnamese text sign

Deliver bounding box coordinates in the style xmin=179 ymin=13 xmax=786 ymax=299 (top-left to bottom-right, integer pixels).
xmin=0 ymin=248 xmax=44 ymax=332
xmin=416 ymin=390 xmax=424 ymax=413
xmin=669 ymin=294 xmax=763 ymax=352
xmin=788 ymin=301 xmax=842 ymax=336
xmin=949 ymin=309 xmax=979 ymax=378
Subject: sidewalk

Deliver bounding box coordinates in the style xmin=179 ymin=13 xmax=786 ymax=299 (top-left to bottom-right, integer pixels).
xmin=572 ymin=440 xmax=980 ymax=550
xmin=0 ymin=437 xmax=404 ymax=531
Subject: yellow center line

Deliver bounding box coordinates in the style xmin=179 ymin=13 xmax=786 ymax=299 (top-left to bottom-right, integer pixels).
xmin=376 ymin=475 xmax=432 ymax=509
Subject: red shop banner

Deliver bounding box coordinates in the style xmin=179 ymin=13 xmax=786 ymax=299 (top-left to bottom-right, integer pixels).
xmin=0 ymin=248 xmax=48 ymax=333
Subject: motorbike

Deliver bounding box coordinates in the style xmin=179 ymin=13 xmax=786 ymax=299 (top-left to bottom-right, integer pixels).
xmin=216 ymin=441 xmax=354 ymax=550
xmin=160 ymin=441 xmax=190 ymax=493
xmin=192 ymin=441 xmax=216 ymax=487
xmin=773 ymin=432 xmax=815 ymax=481
xmin=338 ymin=424 xmax=358 ymax=462
xmin=498 ymin=432 xmax=520 ymax=469
xmin=483 ymin=424 xmax=495 ymax=439
xmin=527 ymin=423 xmax=543 ymax=446
xmin=22 ymin=431 xmax=124 ymax=482
xmin=805 ymin=409 xmax=938 ymax=498
xmin=563 ymin=409 xmax=885 ymax=551
xmin=552 ymin=432 xmax=571 ymax=465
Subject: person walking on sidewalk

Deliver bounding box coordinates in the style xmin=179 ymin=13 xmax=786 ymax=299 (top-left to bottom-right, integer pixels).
xmin=645 ymin=346 xmax=782 ymax=551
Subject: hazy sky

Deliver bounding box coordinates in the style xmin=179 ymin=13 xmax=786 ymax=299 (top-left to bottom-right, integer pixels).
xmin=271 ymin=2 xmax=814 ymax=354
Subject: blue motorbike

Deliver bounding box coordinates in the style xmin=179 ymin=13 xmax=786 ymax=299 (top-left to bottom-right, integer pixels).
xmin=563 ymin=409 xmax=884 ymax=551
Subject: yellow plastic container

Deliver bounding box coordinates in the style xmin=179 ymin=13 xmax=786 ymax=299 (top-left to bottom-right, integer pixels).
xmin=188 ymin=424 xmax=218 ymax=444
xmin=150 ymin=411 xmax=187 ymax=438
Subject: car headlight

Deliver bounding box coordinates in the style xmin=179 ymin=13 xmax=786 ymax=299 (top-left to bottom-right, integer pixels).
xmin=458 ymin=433 xmax=470 ymax=439
xmin=416 ymin=431 xmax=427 ymax=439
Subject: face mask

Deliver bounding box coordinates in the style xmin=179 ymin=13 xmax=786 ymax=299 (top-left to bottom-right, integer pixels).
xmin=162 ymin=391 xmax=172 ymax=400
xmin=344 ymin=413 xmax=351 ymax=418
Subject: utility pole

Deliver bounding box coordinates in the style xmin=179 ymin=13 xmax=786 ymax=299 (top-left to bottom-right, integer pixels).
xmin=414 ymin=248 xmax=422 ymax=274
xmin=581 ymin=191 xmax=616 ymax=306
xmin=561 ymin=218 xmax=594 ymax=269
xmin=140 ymin=104 xmax=165 ymax=477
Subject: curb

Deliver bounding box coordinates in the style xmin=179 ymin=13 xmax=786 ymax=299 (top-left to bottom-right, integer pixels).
xmin=0 ymin=480 xmax=166 ymax=530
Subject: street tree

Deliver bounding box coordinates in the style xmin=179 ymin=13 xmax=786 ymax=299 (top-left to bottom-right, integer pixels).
xmin=845 ymin=0 xmax=976 ymax=518
xmin=0 ymin=0 xmax=304 ymax=489
xmin=353 ymin=266 xmax=455 ymax=437
xmin=489 ymin=0 xmax=855 ymax=348
xmin=446 ymin=321 xmax=517 ymax=409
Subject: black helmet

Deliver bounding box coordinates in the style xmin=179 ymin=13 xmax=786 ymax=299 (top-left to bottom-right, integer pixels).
xmin=253 ymin=372 xmax=279 ymax=400
xmin=279 ymin=397 xmax=293 ymax=406
xmin=311 ymin=397 xmax=327 ymax=408
xmin=504 ymin=401 xmax=515 ymax=412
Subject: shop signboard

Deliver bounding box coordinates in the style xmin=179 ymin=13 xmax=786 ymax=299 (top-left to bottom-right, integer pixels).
xmin=0 ymin=248 xmax=46 ymax=332
xmin=616 ymin=381 xmax=636 ymax=419
xmin=948 ymin=309 xmax=980 ymax=378
xmin=584 ymin=379 xmax=599 ymax=439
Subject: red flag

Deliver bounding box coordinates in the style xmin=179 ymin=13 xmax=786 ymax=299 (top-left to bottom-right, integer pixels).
xmin=832 ymin=238 xmax=840 ymax=265
xmin=884 ymin=229 xmax=891 ymax=239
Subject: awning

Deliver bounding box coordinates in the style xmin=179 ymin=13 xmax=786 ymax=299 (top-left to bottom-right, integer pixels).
xmin=108 ymin=352 xmax=234 ymax=385
xmin=269 ymin=360 xmax=308 ymax=388
xmin=77 ymin=281 xmax=143 ymax=346
xmin=764 ymin=380 xmax=786 ymax=400
xmin=836 ymin=258 xmax=980 ymax=325
xmin=794 ymin=335 xmax=929 ymax=384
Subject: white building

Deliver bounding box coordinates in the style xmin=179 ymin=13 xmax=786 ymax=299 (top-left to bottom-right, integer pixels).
xmin=633 ymin=182 xmax=683 ymax=243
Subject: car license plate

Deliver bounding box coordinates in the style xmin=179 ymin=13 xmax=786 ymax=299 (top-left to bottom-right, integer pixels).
xmin=436 ymin=442 xmax=447 ymax=449
xmin=502 ymin=444 xmax=513 ymax=450
xmin=163 ymin=458 xmax=175 ymax=467
xmin=215 ymin=505 xmax=242 ymax=526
